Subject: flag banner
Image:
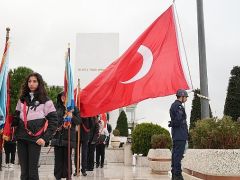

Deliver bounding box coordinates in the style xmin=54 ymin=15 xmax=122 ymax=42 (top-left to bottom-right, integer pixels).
xmin=63 ymin=48 xmax=75 ymax=126
xmin=80 ymin=6 xmax=189 ymax=117
xmin=3 ymin=74 xmax=12 ymax=141
xmin=0 ymin=40 xmax=10 ymax=129
xmin=74 ymin=87 xmax=81 ymax=111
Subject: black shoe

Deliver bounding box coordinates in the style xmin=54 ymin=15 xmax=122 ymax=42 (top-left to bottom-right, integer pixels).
xmin=73 ymin=171 xmax=80 ymax=176
xmin=172 ymin=174 xmax=184 ymax=180
xmin=86 ymin=168 xmax=94 ymax=171
xmin=100 ymin=164 xmax=104 ymax=168
xmin=81 ymin=169 xmax=87 ymax=176
xmin=96 ymin=164 xmax=99 ymax=168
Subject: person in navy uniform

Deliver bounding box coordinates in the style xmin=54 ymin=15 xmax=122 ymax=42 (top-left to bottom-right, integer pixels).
xmin=169 ymin=89 xmax=189 ymax=180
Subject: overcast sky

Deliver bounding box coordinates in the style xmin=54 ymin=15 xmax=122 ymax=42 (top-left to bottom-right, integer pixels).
xmin=0 ymin=0 xmax=239 ymax=130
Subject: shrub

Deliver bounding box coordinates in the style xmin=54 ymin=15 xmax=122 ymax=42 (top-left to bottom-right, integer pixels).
xmin=113 ymin=129 xmax=120 ymax=136
xmin=131 ymin=123 xmax=172 ymax=156
xmin=151 ymin=134 xmax=171 ymax=149
xmin=190 ymin=116 xmax=240 ymax=149
xmin=116 ymin=111 xmax=128 ymax=137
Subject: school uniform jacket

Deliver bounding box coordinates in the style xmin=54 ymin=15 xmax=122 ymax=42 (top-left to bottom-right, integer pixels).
xmin=12 ymin=94 xmax=58 ymax=143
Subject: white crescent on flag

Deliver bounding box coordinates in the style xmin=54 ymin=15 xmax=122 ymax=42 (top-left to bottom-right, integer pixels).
xmin=121 ymin=45 xmax=153 ymax=84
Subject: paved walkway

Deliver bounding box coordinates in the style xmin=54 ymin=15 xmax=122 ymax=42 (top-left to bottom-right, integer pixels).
xmin=0 ymin=163 xmax=171 ymax=180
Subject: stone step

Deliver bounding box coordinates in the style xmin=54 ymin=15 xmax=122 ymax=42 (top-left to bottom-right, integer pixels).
xmin=2 ymin=146 xmax=129 ymax=166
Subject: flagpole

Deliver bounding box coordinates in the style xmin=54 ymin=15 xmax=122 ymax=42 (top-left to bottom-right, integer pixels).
xmin=76 ymin=78 xmax=81 ymax=177
xmin=196 ymin=0 xmax=210 ymax=119
xmin=67 ymin=43 xmax=71 ymax=180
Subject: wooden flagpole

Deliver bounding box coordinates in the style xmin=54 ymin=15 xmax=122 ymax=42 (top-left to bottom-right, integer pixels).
xmin=68 ymin=126 xmax=71 ymax=179
xmin=76 ymin=78 xmax=81 ymax=177
xmin=67 ymin=44 xmax=71 ymax=180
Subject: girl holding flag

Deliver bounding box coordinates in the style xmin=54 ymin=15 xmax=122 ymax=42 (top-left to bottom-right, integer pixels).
xmin=51 ymin=91 xmax=81 ymax=180
xmin=12 ymin=72 xmax=58 ymax=180
xmin=53 ymin=44 xmax=80 ymax=179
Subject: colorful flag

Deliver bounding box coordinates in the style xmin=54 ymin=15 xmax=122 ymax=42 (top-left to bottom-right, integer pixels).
xmin=74 ymin=86 xmax=81 ymax=111
xmin=99 ymin=113 xmax=107 ymax=128
xmin=3 ymin=74 xmax=13 ymax=141
xmin=63 ymin=47 xmax=75 ymax=126
xmin=80 ymin=5 xmax=189 ymax=117
xmin=0 ymin=39 xmax=10 ymax=129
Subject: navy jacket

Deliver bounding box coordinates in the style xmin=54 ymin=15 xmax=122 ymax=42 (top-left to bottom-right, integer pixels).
xmin=80 ymin=117 xmax=93 ymax=142
xmin=88 ymin=117 xmax=99 ymax=144
xmin=169 ymin=100 xmax=188 ymax=141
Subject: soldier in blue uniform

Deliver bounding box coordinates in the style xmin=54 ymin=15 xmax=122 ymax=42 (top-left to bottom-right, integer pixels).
xmin=169 ymin=89 xmax=189 ymax=180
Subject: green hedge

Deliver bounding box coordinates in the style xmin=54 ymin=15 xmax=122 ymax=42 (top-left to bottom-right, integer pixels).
xmin=190 ymin=116 xmax=240 ymax=149
xmin=151 ymin=134 xmax=172 ymax=149
xmin=131 ymin=123 xmax=172 ymax=156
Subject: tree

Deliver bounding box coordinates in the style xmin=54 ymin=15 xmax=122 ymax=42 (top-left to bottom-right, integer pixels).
xmin=224 ymin=66 xmax=240 ymax=121
xmin=9 ymin=66 xmax=63 ymax=114
xmin=115 ymin=110 xmax=128 ymax=137
xmin=46 ymin=85 xmax=63 ymax=105
xmin=190 ymin=88 xmax=213 ymax=129
xmin=9 ymin=67 xmax=33 ymax=114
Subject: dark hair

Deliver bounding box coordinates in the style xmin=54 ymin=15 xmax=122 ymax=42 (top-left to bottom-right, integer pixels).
xmin=56 ymin=91 xmax=65 ymax=109
xmin=20 ymin=72 xmax=48 ymax=103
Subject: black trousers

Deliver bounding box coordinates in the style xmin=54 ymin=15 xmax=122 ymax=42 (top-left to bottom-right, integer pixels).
xmin=96 ymin=143 xmax=105 ymax=166
xmin=171 ymin=140 xmax=186 ymax=176
xmin=0 ymin=151 xmax=2 ymax=170
xmin=87 ymin=143 xmax=96 ymax=169
xmin=74 ymin=140 xmax=88 ymax=171
xmin=4 ymin=142 xmax=16 ymax=164
xmin=54 ymin=146 xmax=72 ymax=180
xmin=17 ymin=140 xmax=41 ymax=180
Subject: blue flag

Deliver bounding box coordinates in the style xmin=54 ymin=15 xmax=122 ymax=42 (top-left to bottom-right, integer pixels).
xmin=64 ymin=47 xmax=75 ymax=123
xmin=0 ymin=41 xmax=9 ymax=129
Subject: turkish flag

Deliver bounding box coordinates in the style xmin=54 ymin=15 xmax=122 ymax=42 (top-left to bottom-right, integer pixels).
xmin=80 ymin=5 xmax=189 ymax=117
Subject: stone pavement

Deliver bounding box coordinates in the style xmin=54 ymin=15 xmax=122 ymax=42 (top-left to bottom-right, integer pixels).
xmin=0 ymin=163 xmax=171 ymax=180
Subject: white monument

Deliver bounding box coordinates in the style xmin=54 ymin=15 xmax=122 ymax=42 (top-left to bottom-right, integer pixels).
xmin=75 ymin=33 xmax=120 ymax=129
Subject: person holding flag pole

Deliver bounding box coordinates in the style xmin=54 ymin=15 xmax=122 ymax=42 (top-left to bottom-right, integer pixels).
xmin=73 ymin=85 xmax=92 ymax=177
xmin=3 ymin=74 xmax=17 ymax=169
xmin=51 ymin=89 xmax=81 ymax=180
xmin=61 ymin=44 xmax=79 ymax=180
xmin=2 ymin=28 xmax=17 ymax=170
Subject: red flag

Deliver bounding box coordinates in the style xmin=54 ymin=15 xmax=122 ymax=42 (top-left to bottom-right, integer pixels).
xmin=80 ymin=5 xmax=189 ymax=117
xmin=3 ymin=74 xmax=12 ymax=141
xmin=100 ymin=113 xmax=107 ymax=128
xmin=74 ymin=87 xmax=81 ymax=111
